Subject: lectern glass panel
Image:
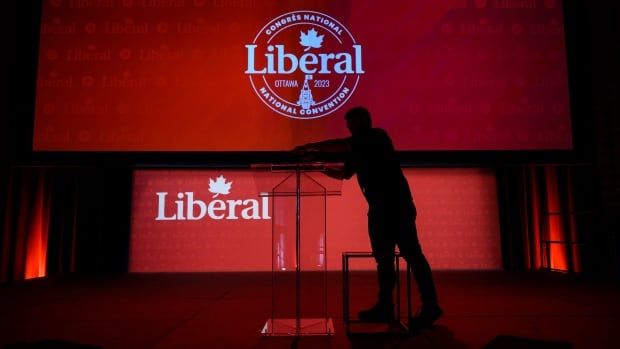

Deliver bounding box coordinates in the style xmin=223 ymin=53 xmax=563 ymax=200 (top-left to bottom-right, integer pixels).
xmin=252 ymin=163 xmax=342 ymax=336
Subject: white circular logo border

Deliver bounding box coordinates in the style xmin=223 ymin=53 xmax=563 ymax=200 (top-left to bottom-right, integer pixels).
xmin=247 ymin=10 xmax=362 ymax=120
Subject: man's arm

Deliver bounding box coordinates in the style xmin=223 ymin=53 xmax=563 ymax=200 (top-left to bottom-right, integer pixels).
xmin=292 ymin=138 xmax=355 ymax=179
xmin=294 ymin=138 xmax=352 ymax=153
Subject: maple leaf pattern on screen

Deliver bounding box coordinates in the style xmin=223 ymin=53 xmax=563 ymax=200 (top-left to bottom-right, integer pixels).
xmin=208 ymin=175 xmax=232 ymax=198
xmin=299 ymin=28 xmax=324 ymax=51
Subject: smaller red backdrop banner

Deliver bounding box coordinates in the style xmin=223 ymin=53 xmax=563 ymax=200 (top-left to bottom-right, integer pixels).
xmin=130 ymin=168 xmax=502 ymax=271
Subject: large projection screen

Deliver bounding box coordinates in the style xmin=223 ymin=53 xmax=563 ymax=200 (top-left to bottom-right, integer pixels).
xmin=35 ymin=0 xmax=572 ymax=151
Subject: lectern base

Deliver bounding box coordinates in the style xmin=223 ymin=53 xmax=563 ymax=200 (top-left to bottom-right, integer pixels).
xmin=261 ymin=318 xmax=335 ymax=336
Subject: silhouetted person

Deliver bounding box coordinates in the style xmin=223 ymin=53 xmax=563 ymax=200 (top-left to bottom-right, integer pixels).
xmin=294 ymin=106 xmax=442 ymax=328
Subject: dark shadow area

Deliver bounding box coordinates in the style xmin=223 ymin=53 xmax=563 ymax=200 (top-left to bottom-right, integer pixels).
xmin=3 ymin=340 xmax=100 ymax=349
xmin=1 ymin=272 xmax=618 ymax=348
xmin=252 ymin=336 xmax=334 ymax=349
xmin=251 ymin=337 xmax=296 ymax=349
xmin=347 ymin=325 xmax=470 ymax=349
xmin=483 ymin=335 xmax=572 ymax=349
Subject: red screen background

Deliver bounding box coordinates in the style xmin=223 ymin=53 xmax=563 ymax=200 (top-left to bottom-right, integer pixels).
xmin=35 ymin=0 xmax=571 ymax=151
xmin=130 ymin=168 xmax=502 ymax=272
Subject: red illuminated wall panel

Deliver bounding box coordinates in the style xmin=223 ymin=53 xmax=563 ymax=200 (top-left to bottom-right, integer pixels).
xmin=130 ymin=168 xmax=502 ymax=271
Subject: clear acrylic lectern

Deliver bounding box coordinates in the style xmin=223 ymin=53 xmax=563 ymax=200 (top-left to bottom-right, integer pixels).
xmin=252 ymin=163 xmax=342 ymax=336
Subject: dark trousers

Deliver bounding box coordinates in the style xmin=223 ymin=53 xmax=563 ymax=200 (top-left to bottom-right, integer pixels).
xmin=368 ymin=210 xmax=438 ymax=308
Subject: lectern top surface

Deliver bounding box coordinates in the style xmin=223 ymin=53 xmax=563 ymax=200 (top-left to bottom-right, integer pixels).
xmin=251 ymin=163 xmax=343 ymax=197
xmin=251 ymin=162 xmax=341 ymax=172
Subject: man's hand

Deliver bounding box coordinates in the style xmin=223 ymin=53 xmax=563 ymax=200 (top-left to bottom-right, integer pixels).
xmin=292 ymin=144 xmax=319 ymax=161
xmin=324 ymin=163 xmax=346 ymax=180
xmin=292 ymin=138 xmax=351 ymax=162
xmin=293 ymin=143 xmax=320 ymax=152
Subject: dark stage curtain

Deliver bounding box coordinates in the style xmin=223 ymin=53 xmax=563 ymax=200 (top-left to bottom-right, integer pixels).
xmin=1 ymin=167 xmax=131 ymax=283
xmin=1 ymin=167 xmax=51 ymax=281
xmin=497 ymin=165 xmax=595 ymax=273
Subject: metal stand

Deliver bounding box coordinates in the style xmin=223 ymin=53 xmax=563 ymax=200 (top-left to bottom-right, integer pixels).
xmin=342 ymin=252 xmax=412 ymax=334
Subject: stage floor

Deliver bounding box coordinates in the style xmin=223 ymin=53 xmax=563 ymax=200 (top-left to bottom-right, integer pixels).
xmin=1 ymin=271 xmax=619 ymax=349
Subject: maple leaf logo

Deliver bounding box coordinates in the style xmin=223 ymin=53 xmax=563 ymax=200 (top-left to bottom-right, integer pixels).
xmin=208 ymin=175 xmax=232 ymax=198
xmin=299 ymin=28 xmax=324 ymax=51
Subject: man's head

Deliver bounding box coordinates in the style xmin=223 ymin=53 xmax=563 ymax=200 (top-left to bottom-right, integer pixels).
xmin=345 ymin=106 xmax=372 ymax=135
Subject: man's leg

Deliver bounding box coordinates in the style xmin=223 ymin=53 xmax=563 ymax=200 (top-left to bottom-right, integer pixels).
xmin=357 ymin=214 xmax=396 ymax=322
xmin=397 ymin=216 xmax=442 ymax=327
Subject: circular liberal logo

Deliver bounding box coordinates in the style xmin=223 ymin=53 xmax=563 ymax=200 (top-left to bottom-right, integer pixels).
xmin=245 ymin=11 xmax=364 ymax=119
